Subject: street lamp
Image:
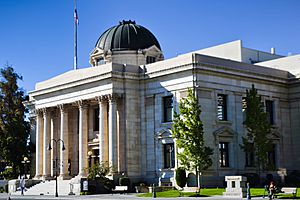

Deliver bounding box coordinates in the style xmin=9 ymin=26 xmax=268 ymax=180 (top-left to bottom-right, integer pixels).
xmin=88 ymin=151 xmax=93 ymax=169
xmin=21 ymin=157 xmax=30 ymax=179
xmin=48 ymin=139 xmax=65 ymax=197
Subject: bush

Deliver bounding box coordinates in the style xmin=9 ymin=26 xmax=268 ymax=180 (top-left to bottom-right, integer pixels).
xmin=87 ymin=162 xmax=110 ymax=180
xmin=2 ymin=167 xmax=15 ymax=180
xmin=119 ymin=177 xmax=130 ymax=186
xmin=285 ymin=170 xmax=300 ymax=187
xmin=175 ymin=167 xmax=187 ymax=188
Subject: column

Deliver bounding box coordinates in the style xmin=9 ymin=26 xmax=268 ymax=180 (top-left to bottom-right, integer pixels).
xmin=50 ymin=112 xmax=55 ymax=177
xmin=78 ymin=101 xmax=88 ymax=176
xmin=42 ymin=108 xmax=51 ymax=179
xmin=59 ymin=105 xmax=69 ymax=179
xmin=108 ymin=94 xmax=118 ymax=171
xmin=97 ymin=96 xmax=108 ymax=164
xmin=35 ymin=110 xmax=43 ymax=178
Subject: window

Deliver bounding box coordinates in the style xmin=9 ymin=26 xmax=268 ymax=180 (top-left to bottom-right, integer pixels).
xmin=267 ymin=144 xmax=276 ymax=169
xmin=242 ymin=97 xmax=247 ymax=120
xmin=266 ymin=100 xmax=274 ymax=125
xmin=245 ymin=143 xmax=255 ymax=167
xmin=163 ymin=143 xmax=175 ymax=168
xmin=146 ymin=56 xmax=156 ymax=64
xmin=219 ymin=142 xmax=229 ymax=167
xmin=217 ymin=94 xmax=227 ymax=121
xmin=163 ymin=96 xmax=173 ymax=122
xmin=94 ymin=108 xmax=99 ymax=131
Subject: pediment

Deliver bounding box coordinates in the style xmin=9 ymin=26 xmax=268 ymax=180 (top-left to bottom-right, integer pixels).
xmin=213 ymin=126 xmax=235 ymax=140
xmin=156 ymin=128 xmax=172 ymax=139
xmin=268 ymin=129 xmax=281 ymax=140
xmin=144 ymin=45 xmax=162 ymax=53
xmin=90 ymin=47 xmax=104 ymax=57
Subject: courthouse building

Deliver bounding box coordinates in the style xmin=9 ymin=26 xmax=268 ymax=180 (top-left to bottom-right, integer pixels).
xmin=27 ymin=20 xmax=300 ymax=186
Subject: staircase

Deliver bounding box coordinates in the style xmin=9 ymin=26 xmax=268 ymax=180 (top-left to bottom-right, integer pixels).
xmin=12 ymin=179 xmax=77 ymax=196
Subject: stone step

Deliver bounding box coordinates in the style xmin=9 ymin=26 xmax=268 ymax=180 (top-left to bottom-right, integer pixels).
xmin=12 ymin=179 xmax=77 ymax=196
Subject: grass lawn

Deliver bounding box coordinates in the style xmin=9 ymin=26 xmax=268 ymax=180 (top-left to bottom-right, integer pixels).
xmin=137 ymin=188 xmax=225 ymax=198
xmin=137 ymin=188 xmax=300 ymax=198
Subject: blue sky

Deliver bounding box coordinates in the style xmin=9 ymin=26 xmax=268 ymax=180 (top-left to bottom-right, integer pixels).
xmin=1 ymin=0 xmax=300 ymax=92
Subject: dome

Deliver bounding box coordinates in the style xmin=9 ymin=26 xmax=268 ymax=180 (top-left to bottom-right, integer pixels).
xmin=95 ymin=20 xmax=161 ymax=51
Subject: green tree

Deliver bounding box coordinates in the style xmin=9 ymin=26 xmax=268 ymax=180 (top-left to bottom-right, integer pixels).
xmin=172 ymin=88 xmax=213 ymax=190
xmin=241 ymin=84 xmax=272 ymax=172
xmin=175 ymin=167 xmax=187 ymax=188
xmin=0 ymin=65 xmax=30 ymax=178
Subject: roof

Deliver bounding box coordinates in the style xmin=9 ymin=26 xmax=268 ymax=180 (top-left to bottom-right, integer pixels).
xmin=95 ymin=20 xmax=161 ymax=51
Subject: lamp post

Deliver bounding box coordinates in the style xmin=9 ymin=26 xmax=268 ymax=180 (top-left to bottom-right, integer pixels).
xmin=88 ymin=150 xmax=93 ymax=169
xmin=21 ymin=157 xmax=30 ymax=179
xmin=48 ymin=139 xmax=65 ymax=197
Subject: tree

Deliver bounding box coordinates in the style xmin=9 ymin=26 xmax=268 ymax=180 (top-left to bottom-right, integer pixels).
xmin=241 ymin=84 xmax=273 ymax=172
xmin=172 ymin=88 xmax=213 ymax=190
xmin=175 ymin=167 xmax=187 ymax=188
xmin=0 ymin=65 xmax=30 ymax=178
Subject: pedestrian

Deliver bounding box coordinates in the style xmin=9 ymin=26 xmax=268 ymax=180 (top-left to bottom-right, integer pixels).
xmin=20 ymin=175 xmax=25 ymax=195
xmin=268 ymin=181 xmax=276 ymax=200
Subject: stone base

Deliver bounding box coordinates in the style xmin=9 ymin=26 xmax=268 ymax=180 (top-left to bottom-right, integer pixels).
xmin=58 ymin=174 xmax=72 ymax=180
xmin=223 ymin=192 xmax=246 ymax=198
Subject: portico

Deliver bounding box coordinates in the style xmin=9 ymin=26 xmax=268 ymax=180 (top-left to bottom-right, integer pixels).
xmin=33 ymin=93 xmax=123 ymax=180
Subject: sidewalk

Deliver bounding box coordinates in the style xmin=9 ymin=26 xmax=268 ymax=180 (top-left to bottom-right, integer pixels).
xmin=0 ymin=193 xmax=267 ymax=200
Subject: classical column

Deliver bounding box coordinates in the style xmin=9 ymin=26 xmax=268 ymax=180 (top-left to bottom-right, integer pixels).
xmin=97 ymin=96 xmax=108 ymax=164
xmin=78 ymin=101 xmax=88 ymax=176
xmin=108 ymin=94 xmax=118 ymax=171
xmin=35 ymin=110 xmax=43 ymax=178
xmin=59 ymin=105 xmax=69 ymax=179
xmin=50 ymin=112 xmax=55 ymax=177
xmin=42 ymin=108 xmax=51 ymax=179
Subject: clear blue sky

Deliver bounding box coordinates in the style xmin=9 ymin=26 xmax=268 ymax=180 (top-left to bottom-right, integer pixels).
xmin=1 ymin=0 xmax=300 ymax=92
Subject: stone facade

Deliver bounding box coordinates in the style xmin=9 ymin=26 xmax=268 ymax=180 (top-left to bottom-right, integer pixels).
xmin=27 ymin=22 xmax=300 ymax=187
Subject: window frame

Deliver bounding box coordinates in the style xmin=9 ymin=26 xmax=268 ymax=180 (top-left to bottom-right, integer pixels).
xmin=94 ymin=108 xmax=99 ymax=131
xmin=265 ymin=100 xmax=275 ymax=125
xmin=219 ymin=142 xmax=229 ymax=167
xmin=163 ymin=95 xmax=173 ymax=123
xmin=163 ymin=143 xmax=175 ymax=169
xmin=217 ymin=94 xmax=228 ymax=121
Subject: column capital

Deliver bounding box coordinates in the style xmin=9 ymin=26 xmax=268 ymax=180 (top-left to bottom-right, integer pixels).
xmin=95 ymin=95 xmax=108 ymax=104
xmin=108 ymin=94 xmax=121 ymax=102
xmin=76 ymin=100 xmax=89 ymax=109
xmin=35 ymin=108 xmax=43 ymax=117
xmin=57 ymin=104 xmax=66 ymax=113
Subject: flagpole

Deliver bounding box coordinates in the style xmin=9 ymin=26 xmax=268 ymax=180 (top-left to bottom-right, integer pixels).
xmin=74 ymin=0 xmax=78 ymax=70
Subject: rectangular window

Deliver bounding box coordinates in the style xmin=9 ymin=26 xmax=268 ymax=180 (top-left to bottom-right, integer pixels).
xmin=217 ymin=94 xmax=227 ymax=121
xmin=219 ymin=142 xmax=229 ymax=167
xmin=163 ymin=96 xmax=173 ymax=122
xmin=266 ymin=100 xmax=274 ymax=125
xmin=242 ymin=97 xmax=247 ymax=121
xmin=267 ymin=144 xmax=276 ymax=169
xmin=146 ymin=56 xmax=156 ymax=64
xmin=245 ymin=143 xmax=255 ymax=167
xmin=163 ymin=143 xmax=175 ymax=168
xmin=94 ymin=108 xmax=99 ymax=131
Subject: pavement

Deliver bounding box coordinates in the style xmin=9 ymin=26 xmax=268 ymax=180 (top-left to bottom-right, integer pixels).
xmin=0 ymin=193 xmax=273 ymax=200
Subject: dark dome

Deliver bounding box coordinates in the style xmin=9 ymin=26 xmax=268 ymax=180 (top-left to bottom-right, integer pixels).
xmin=95 ymin=20 xmax=161 ymax=51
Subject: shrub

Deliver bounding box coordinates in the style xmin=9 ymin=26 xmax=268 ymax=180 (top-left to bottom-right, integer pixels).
xmin=119 ymin=177 xmax=130 ymax=186
xmin=285 ymin=170 xmax=300 ymax=187
xmin=2 ymin=167 xmax=14 ymax=180
xmin=87 ymin=162 xmax=110 ymax=180
xmin=175 ymin=167 xmax=187 ymax=188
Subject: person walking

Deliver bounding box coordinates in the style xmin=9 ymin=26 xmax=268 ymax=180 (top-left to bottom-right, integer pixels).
xmin=268 ymin=181 xmax=276 ymax=200
xmin=20 ymin=175 xmax=25 ymax=195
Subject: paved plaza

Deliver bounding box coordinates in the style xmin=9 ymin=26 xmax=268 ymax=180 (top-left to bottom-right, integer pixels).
xmin=0 ymin=193 xmax=271 ymax=200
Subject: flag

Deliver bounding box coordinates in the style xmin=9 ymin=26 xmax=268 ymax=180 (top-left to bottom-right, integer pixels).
xmin=74 ymin=9 xmax=79 ymax=25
